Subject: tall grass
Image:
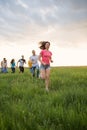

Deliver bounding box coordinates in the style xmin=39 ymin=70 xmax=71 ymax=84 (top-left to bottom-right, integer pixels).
xmin=0 ymin=67 xmax=87 ymax=130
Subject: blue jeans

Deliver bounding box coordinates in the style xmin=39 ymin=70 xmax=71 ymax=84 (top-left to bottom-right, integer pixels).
xmin=2 ymin=68 xmax=8 ymax=73
xmin=30 ymin=65 xmax=39 ymax=78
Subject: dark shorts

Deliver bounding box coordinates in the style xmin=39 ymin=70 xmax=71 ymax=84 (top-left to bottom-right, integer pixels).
xmin=40 ymin=64 xmax=50 ymax=70
xmin=19 ymin=66 xmax=24 ymax=72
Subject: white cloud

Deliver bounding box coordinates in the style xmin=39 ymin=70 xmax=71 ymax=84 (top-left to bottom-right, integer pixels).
xmin=16 ymin=0 xmax=28 ymax=9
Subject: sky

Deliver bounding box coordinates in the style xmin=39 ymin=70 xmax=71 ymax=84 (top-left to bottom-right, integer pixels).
xmin=0 ymin=0 xmax=87 ymax=67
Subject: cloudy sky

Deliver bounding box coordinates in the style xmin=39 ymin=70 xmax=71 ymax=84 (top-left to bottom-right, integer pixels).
xmin=0 ymin=0 xmax=87 ymax=66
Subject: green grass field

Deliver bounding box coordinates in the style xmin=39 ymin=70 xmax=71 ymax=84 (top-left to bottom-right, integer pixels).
xmin=0 ymin=67 xmax=87 ymax=130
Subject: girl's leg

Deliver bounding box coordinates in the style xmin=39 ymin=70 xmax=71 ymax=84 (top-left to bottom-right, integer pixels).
xmin=12 ymin=68 xmax=14 ymax=73
xmin=12 ymin=68 xmax=15 ymax=73
xmin=12 ymin=68 xmax=13 ymax=73
xmin=40 ymin=69 xmax=46 ymax=79
xmin=45 ymin=68 xmax=50 ymax=90
xmin=13 ymin=68 xmax=15 ymax=73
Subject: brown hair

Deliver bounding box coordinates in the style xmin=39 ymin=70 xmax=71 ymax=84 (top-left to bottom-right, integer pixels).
xmin=39 ymin=41 xmax=50 ymax=50
xmin=11 ymin=59 xmax=15 ymax=64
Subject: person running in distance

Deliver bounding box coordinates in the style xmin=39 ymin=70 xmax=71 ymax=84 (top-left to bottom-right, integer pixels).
xmin=1 ymin=58 xmax=8 ymax=73
xmin=29 ymin=50 xmax=39 ymax=78
xmin=38 ymin=41 xmax=53 ymax=91
xmin=1 ymin=60 xmax=3 ymax=73
xmin=17 ymin=55 xmax=26 ymax=73
xmin=10 ymin=59 xmax=16 ymax=73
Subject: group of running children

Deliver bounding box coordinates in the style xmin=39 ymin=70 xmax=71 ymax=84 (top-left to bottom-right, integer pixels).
xmin=0 ymin=41 xmax=53 ymax=91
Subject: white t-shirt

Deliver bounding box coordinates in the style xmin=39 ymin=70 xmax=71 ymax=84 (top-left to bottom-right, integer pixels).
xmin=18 ymin=59 xmax=26 ymax=67
xmin=30 ymin=55 xmax=39 ymax=67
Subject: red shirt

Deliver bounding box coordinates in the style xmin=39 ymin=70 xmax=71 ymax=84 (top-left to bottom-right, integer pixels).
xmin=40 ymin=49 xmax=52 ymax=65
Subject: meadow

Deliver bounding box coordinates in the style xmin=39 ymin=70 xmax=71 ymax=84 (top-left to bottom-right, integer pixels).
xmin=0 ymin=66 xmax=87 ymax=130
